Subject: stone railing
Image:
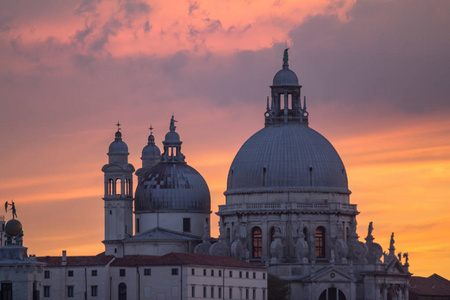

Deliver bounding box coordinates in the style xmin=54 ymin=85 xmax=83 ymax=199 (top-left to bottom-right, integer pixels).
xmin=218 ymin=202 xmax=357 ymax=213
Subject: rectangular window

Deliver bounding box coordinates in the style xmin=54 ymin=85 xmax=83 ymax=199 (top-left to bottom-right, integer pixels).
xmin=68 ymin=270 xmax=74 ymax=277
xmin=229 ymin=288 xmax=232 ymax=299
xmin=183 ymin=218 xmax=191 ymax=232
xmin=253 ymin=289 xmax=256 ymax=299
xmin=219 ymin=270 xmax=222 ymax=277
xmin=91 ymin=285 xmax=98 ymax=297
xmin=239 ymin=271 xmax=242 ymax=278
xmin=191 ymin=268 xmax=195 ymax=275
xmin=263 ymin=273 xmax=266 ymax=280
xmin=246 ymin=288 xmax=249 ymax=299
xmin=246 ymin=272 xmax=249 ymax=278
xmin=67 ymin=286 xmax=74 ymax=298
xmin=172 ymin=268 xmax=179 ymax=275
xmin=144 ymin=268 xmax=151 ymax=276
xmin=253 ymin=272 xmax=256 ymax=279
xmin=263 ymin=290 xmax=266 ymax=300
xmin=203 ymin=269 xmax=207 ymax=276
xmin=136 ymin=218 xmax=140 ymax=233
xmin=192 ymin=286 xmax=195 ymax=297
xmin=91 ymin=270 xmax=97 ymax=276
xmin=43 ymin=286 xmax=50 ymax=297
xmin=203 ymin=286 xmax=207 ymax=298
xmin=229 ymin=270 xmax=232 ymax=277
xmin=218 ymin=287 xmax=222 ymax=298
xmin=44 ymin=270 xmax=50 ymax=279
xmin=211 ymin=287 xmax=214 ymax=298
xmin=211 ymin=270 xmax=214 ymax=276
xmin=120 ymin=269 xmax=126 ymax=277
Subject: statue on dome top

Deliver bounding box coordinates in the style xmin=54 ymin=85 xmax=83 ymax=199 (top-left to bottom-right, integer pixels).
xmin=169 ymin=115 xmax=177 ymax=132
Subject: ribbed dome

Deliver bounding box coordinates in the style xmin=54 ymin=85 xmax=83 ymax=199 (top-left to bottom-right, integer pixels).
xmin=273 ymin=68 xmax=299 ymax=86
xmin=108 ymin=131 xmax=129 ymax=154
xmin=226 ymin=124 xmax=349 ymax=194
xmin=135 ymin=163 xmax=211 ymax=212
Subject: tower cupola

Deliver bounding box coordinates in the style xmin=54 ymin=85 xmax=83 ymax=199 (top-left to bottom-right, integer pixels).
xmin=141 ymin=126 xmax=161 ymax=169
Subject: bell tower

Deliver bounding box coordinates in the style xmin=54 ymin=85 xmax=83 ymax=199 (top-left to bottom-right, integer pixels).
xmin=101 ymin=123 xmax=135 ymax=257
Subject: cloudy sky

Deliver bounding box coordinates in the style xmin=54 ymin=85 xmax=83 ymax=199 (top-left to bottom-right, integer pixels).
xmin=1 ymin=0 xmax=449 ymax=277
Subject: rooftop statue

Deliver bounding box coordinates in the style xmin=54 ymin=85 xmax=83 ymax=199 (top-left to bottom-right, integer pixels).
xmin=4 ymin=200 xmax=17 ymax=219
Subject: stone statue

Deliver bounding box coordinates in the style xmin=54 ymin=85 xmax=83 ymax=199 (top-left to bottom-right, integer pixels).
xmin=283 ymin=48 xmax=289 ymax=66
xmin=390 ymin=233 xmax=395 ymax=249
xmin=4 ymin=200 xmax=17 ymax=219
xmin=398 ymin=252 xmax=402 ymax=262
xmin=403 ymin=252 xmax=409 ymax=265
xmin=169 ymin=115 xmax=177 ymax=131
xmin=368 ymin=222 xmax=373 ymax=236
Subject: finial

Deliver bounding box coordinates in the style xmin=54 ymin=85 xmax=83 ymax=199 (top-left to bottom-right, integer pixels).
xmin=283 ymin=48 xmax=289 ymax=69
xmin=169 ymin=115 xmax=177 ymax=132
xmin=149 ymin=125 xmax=153 ymax=135
xmin=116 ymin=121 xmax=121 ymax=132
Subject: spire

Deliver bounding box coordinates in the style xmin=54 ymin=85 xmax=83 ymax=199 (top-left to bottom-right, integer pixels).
xmin=282 ymin=48 xmax=289 ymax=69
xmin=148 ymin=125 xmax=155 ymax=144
xmin=115 ymin=121 xmax=122 ymax=141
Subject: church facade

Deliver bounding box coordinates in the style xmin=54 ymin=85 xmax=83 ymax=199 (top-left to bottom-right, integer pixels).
xmin=215 ymin=50 xmax=411 ymax=300
xmin=0 ymin=50 xmax=412 ymax=300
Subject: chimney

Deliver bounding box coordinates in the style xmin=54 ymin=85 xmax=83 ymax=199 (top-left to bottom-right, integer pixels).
xmin=62 ymin=250 xmax=67 ymax=266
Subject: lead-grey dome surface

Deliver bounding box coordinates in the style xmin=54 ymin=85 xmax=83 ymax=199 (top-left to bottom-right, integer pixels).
xmin=226 ymin=124 xmax=349 ymax=194
xmin=135 ymin=163 xmax=211 ymax=212
xmin=273 ymin=68 xmax=299 ymax=86
xmin=108 ymin=131 xmax=129 ymax=154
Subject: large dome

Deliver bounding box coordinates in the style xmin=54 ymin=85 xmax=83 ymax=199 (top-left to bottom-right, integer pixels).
xmin=135 ymin=163 xmax=211 ymax=212
xmin=226 ymin=124 xmax=349 ymax=194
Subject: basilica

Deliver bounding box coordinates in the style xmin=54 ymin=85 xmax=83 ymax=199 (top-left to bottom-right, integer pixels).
xmin=0 ymin=50 xmax=413 ymax=300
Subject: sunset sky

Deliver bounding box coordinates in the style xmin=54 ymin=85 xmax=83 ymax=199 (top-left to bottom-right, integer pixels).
xmin=1 ymin=0 xmax=450 ymax=278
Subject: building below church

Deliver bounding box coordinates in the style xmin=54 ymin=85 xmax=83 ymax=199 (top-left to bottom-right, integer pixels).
xmin=1 ymin=50 xmax=449 ymax=300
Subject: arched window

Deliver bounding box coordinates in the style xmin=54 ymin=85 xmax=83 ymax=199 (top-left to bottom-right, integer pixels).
xmin=315 ymin=226 xmax=326 ymax=258
xmin=319 ymin=287 xmax=346 ymax=300
xmin=108 ymin=179 xmax=114 ymax=195
xmin=118 ymin=283 xmax=127 ymax=300
xmin=252 ymin=227 xmax=262 ymax=258
xmin=115 ymin=179 xmax=122 ymax=196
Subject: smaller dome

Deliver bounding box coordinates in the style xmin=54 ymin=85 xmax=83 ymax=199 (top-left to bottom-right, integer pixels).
xmin=273 ymin=68 xmax=299 ymax=86
xmin=108 ymin=131 xmax=129 ymax=154
xmin=142 ymin=134 xmax=161 ymax=159
xmin=164 ymin=131 xmax=180 ymax=143
xmin=5 ymin=219 xmax=22 ymax=236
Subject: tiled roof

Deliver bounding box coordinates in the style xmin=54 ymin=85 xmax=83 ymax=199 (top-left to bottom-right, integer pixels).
xmin=111 ymin=252 xmax=264 ymax=269
xmin=37 ymin=253 xmax=114 ymax=267
xmin=409 ymin=274 xmax=450 ymax=296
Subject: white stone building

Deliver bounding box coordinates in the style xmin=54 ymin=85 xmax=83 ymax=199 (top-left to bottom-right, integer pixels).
xmin=38 ymin=252 xmax=266 ymax=300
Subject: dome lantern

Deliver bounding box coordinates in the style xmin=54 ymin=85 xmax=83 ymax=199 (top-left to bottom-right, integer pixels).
xmin=266 ymin=49 xmax=309 ymax=126
xmin=161 ymin=116 xmax=186 ymax=163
